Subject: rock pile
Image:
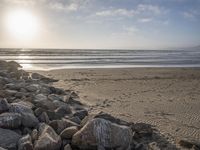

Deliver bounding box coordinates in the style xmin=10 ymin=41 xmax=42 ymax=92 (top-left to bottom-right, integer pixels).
xmin=0 ymin=60 xmax=197 ymax=150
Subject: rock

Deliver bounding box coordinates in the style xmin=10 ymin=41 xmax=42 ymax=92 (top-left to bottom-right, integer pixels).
xmin=148 ymin=142 xmax=160 ymax=150
xmin=31 ymin=129 xmax=38 ymax=142
xmin=60 ymin=126 xmax=78 ymax=139
xmin=177 ymin=138 xmax=200 ymax=149
xmin=0 ymin=113 xmax=21 ymax=129
xmin=132 ymin=123 xmax=153 ymax=138
xmin=0 ymin=128 xmax=22 ymax=150
xmin=34 ymin=107 xmax=45 ymax=117
xmin=34 ymin=94 xmax=56 ymax=110
xmin=14 ymin=92 xmax=24 ymax=99
xmin=72 ymin=118 xmax=132 ymax=149
xmin=0 ymin=147 xmax=7 ymax=150
xmin=49 ymin=119 xmax=78 ymax=134
xmin=39 ymin=86 xmax=51 ymax=95
xmin=38 ymin=112 xmax=50 ymax=123
xmin=9 ymin=103 xmax=39 ymax=128
xmin=0 ymin=98 xmax=9 ymax=113
xmin=73 ymin=109 xmax=88 ymax=120
xmin=55 ymin=105 xmax=72 ymax=117
xmin=34 ymin=94 xmax=47 ymax=102
xmin=34 ymin=123 xmax=61 ymax=150
xmin=48 ymin=94 xmax=63 ymax=101
xmin=31 ymin=73 xmax=44 ymax=80
xmin=26 ymin=84 xmax=39 ymax=92
xmin=46 ymin=110 xmax=63 ymax=120
xmin=94 ymin=112 xmax=130 ymax=126
xmin=22 ymin=127 xmax=32 ymax=135
xmin=64 ymin=144 xmax=72 ymax=150
xmin=18 ymin=134 xmax=33 ymax=150
xmin=68 ymin=116 xmax=81 ymax=124
xmin=31 ymin=73 xmax=58 ymax=83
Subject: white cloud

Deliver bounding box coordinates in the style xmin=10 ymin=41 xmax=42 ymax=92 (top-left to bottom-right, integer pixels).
xmin=95 ymin=4 xmax=165 ymax=18
xmin=138 ymin=18 xmax=153 ymax=23
xmin=183 ymin=10 xmax=200 ymax=20
xmin=123 ymin=26 xmax=139 ymax=33
xmin=48 ymin=2 xmax=79 ymax=12
xmin=96 ymin=9 xmax=135 ymax=17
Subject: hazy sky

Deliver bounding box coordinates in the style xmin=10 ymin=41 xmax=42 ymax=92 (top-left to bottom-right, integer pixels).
xmin=0 ymin=0 xmax=200 ymax=49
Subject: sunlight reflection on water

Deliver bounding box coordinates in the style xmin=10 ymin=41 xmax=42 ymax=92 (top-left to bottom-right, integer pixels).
xmin=17 ymin=55 xmax=33 ymax=69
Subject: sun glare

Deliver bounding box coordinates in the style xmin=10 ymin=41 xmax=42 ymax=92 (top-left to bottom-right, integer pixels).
xmin=5 ymin=9 xmax=39 ymax=39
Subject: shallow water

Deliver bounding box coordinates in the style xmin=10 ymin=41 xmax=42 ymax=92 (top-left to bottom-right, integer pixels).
xmin=0 ymin=48 xmax=200 ymax=70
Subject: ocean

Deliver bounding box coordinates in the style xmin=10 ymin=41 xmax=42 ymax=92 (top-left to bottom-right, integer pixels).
xmin=0 ymin=49 xmax=200 ymax=70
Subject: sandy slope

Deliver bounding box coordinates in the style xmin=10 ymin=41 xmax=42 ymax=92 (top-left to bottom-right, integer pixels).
xmin=36 ymin=68 xmax=200 ymax=144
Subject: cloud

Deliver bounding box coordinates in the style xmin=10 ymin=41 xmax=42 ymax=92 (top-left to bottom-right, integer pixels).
xmin=95 ymin=4 xmax=166 ymax=18
xmin=123 ymin=26 xmax=139 ymax=33
xmin=183 ymin=10 xmax=200 ymax=20
xmin=138 ymin=18 xmax=153 ymax=22
xmin=48 ymin=2 xmax=78 ymax=12
xmin=96 ymin=9 xmax=135 ymax=17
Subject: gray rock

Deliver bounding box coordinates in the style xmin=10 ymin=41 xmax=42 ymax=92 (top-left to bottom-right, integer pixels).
xmin=38 ymin=112 xmax=49 ymax=123
xmin=0 ymin=99 xmax=9 ymax=113
xmin=68 ymin=116 xmax=81 ymax=124
xmin=31 ymin=129 xmax=38 ymax=142
xmin=49 ymin=119 xmax=78 ymax=134
xmin=26 ymin=84 xmax=39 ymax=92
xmin=18 ymin=134 xmax=33 ymax=150
xmin=34 ymin=123 xmax=62 ymax=150
xmin=132 ymin=123 xmax=153 ymax=138
xmin=0 ymin=128 xmax=22 ymax=150
xmin=72 ymin=118 xmax=132 ymax=149
xmin=34 ymin=94 xmax=56 ymax=110
xmin=177 ymin=138 xmax=200 ymax=149
xmin=22 ymin=127 xmax=32 ymax=135
xmin=55 ymin=105 xmax=72 ymax=117
xmin=0 ymin=147 xmax=7 ymax=150
xmin=48 ymin=94 xmax=63 ymax=101
xmin=148 ymin=142 xmax=160 ymax=150
xmin=73 ymin=109 xmax=88 ymax=120
xmin=0 ymin=113 xmax=21 ymax=129
xmin=46 ymin=110 xmax=63 ymax=120
xmin=9 ymin=103 xmax=39 ymax=128
xmin=64 ymin=144 xmax=72 ymax=150
xmin=60 ymin=126 xmax=78 ymax=139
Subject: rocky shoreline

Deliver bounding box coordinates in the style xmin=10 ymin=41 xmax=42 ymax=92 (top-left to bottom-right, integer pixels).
xmin=0 ymin=60 xmax=199 ymax=150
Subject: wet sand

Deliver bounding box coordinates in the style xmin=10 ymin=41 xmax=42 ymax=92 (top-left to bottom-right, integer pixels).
xmin=36 ymin=68 xmax=200 ymax=143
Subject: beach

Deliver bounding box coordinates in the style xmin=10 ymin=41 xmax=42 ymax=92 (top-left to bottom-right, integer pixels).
xmin=37 ymin=68 xmax=200 ymax=143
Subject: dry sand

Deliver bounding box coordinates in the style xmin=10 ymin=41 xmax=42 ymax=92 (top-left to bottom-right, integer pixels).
xmin=36 ymin=68 xmax=200 ymax=144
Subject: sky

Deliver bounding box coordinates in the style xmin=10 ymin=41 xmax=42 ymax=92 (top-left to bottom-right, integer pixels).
xmin=0 ymin=0 xmax=200 ymax=49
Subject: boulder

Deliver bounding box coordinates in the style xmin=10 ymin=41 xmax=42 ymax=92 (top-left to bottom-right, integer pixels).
xmin=55 ymin=105 xmax=72 ymax=117
xmin=0 ymin=113 xmax=21 ymax=129
xmin=9 ymin=103 xmax=39 ymax=128
xmin=34 ymin=94 xmax=56 ymax=110
xmin=49 ymin=119 xmax=78 ymax=134
xmin=0 ymin=128 xmax=22 ymax=150
xmin=0 ymin=98 xmax=9 ymax=113
xmin=38 ymin=112 xmax=50 ymax=123
xmin=73 ymin=110 xmax=88 ymax=120
xmin=177 ymin=138 xmax=200 ymax=149
xmin=48 ymin=94 xmax=63 ymax=101
xmin=26 ymin=84 xmax=39 ymax=92
xmin=148 ymin=142 xmax=160 ymax=150
xmin=72 ymin=118 xmax=132 ymax=149
xmin=0 ymin=147 xmax=7 ymax=150
xmin=132 ymin=123 xmax=153 ymax=138
xmin=18 ymin=134 xmax=33 ymax=150
xmin=60 ymin=126 xmax=78 ymax=139
xmin=64 ymin=144 xmax=72 ymax=150
xmin=34 ymin=123 xmax=61 ymax=150
xmin=31 ymin=129 xmax=38 ymax=142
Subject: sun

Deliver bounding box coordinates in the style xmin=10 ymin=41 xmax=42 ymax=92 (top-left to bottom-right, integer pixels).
xmin=5 ymin=9 xmax=39 ymax=39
